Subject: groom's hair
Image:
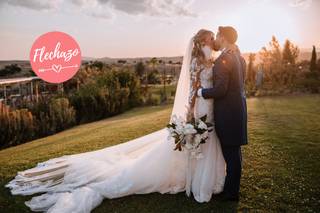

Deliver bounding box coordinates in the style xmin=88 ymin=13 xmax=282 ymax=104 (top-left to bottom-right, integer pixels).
xmin=218 ymin=26 xmax=238 ymax=44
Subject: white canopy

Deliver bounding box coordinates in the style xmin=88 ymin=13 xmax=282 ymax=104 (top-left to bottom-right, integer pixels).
xmin=0 ymin=77 xmax=40 ymax=86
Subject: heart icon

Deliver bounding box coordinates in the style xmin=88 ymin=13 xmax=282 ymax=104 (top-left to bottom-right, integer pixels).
xmin=52 ymin=64 xmax=62 ymax=73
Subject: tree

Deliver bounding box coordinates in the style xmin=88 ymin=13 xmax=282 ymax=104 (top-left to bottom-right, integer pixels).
xmin=282 ymin=39 xmax=299 ymax=85
xmin=282 ymin=39 xmax=299 ymax=65
xmin=134 ymin=61 xmax=145 ymax=81
xmin=0 ymin=64 xmax=22 ymax=77
xmin=147 ymin=57 xmax=158 ymax=87
xmin=259 ymin=47 xmax=271 ymax=66
xmin=270 ymin=36 xmax=282 ymax=64
xmin=147 ymin=70 xmax=160 ymax=84
xmin=161 ymin=64 xmax=167 ymax=103
xmin=259 ymin=36 xmax=281 ymax=82
xmin=149 ymin=57 xmax=158 ymax=69
xmin=117 ymin=60 xmax=127 ymax=64
xmin=310 ymin=45 xmax=317 ymax=72
xmin=247 ymin=53 xmax=256 ymax=84
xmin=259 ymin=36 xmax=300 ymax=85
xmin=89 ymin=61 xmax=104 ymax=70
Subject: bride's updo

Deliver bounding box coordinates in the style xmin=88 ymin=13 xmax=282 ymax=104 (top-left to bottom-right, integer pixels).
xmin=192 ymin=29 xmax=213 ymax=65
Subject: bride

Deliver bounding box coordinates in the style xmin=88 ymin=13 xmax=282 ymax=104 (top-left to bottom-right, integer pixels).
xmin=5 ymin=29 xmax=226 ymax=213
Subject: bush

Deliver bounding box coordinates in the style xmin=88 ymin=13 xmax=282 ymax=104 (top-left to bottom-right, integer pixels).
xmin=27 ymin=97 xmax=76 ymax=137
xmin=297 ymin=78 xmax=320 ymax=93
xmin=144 ymin=92 xmax=161 ymax=106
xmin=0 ymin=68 xmax=142 ymax=148
xmin=48 ymin=98 xmax=76 ymax=132
xmin=71 ymin=68 xmax=141 ymax=123
xmin=0 ymin=103 xmax=34 ymax=148
xmin=159 ymin=89 xmax=168 ymax=104
xmin=0 ymin=64 xmax=22 ymax=77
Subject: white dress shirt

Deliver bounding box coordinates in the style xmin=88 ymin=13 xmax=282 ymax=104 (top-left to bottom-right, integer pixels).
xmin=197 ymin=88 xmax=203 ymax=97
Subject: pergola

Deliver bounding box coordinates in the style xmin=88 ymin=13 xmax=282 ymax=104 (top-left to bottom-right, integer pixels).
xmin=0 ymin=77 xmax=41 ymax=105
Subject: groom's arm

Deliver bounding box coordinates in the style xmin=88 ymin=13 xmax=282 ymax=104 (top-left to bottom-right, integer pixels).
xmin=200 ymin=54 xmax=232 ymax=99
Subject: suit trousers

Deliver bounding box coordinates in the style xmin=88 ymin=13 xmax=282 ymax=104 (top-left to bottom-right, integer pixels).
xmin=220 ymin=145 xmax=242 ymax=197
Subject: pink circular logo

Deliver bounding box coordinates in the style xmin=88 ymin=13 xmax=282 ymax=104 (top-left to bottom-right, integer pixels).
xmin=29 ymin=31 xmax=81 ymax=83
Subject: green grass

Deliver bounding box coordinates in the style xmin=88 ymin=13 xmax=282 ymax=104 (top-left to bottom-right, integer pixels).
xmin=0 ymin=95 xmax=319 ymax=212
xmin=149 ymin=84 xmax=176 ymax=95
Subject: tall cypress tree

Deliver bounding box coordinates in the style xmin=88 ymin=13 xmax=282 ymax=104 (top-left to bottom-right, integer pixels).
xmin=310 ymin=45 xmax=317 ymax=72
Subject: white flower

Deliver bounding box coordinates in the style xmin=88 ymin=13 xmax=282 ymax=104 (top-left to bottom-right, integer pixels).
xmin=185 ymin=142 xmax=193 ymax=149
xmin=183 ymin=124 xmax=197 ymax=135
xmin=198 ymin=120 xmax=207 ymax=130
xmin=171 ymin=114 xmax=184 ymax=126
xmin=201 ymin=131 xmax=208 ymax=139
xmin=184 ymin=135 xmax=193 ymax=149
xmin=196 ymin=152 xmax=204 ymax=159
xmin=167 ymin=127 xmax=175 ymax=134
xmin=194 ymin=134 xmax=202 ymax=145
xmin=171 ymin=114 xmax=178 ymax=123
xmin=175 ymin=125 xmax=184 ymax=135
xmin=176 ymin=116 xmax=184 ymax=126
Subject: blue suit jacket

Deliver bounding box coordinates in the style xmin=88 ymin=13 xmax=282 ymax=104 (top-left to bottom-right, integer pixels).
xmin=201 ymin=50 xmax=248 ymax=147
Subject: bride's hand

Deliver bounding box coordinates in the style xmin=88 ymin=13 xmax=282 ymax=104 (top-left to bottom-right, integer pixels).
xmin=196 ymin=81 xmax=202 ymax=90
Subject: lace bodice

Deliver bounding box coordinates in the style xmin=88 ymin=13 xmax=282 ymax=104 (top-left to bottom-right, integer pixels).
xmin=191 ymin=45 xmax=214 ymax=123
xmin=190 ymin=45 xmax=213 ymax=87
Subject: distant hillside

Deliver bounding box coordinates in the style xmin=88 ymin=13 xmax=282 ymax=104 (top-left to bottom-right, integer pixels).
xmin=0 ymin=60 xmax=33 ymax=78
xmin=87 ymin=50 xmax=317 ymax=65
xmin=0 ymin=50 xmax=317 ymax=78
xmin=88 ymin=56 xmax=183 ymax=64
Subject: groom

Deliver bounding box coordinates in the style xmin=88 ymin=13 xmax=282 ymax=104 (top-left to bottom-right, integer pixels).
xmin=196 ymin=26 xmax=248 ymax=201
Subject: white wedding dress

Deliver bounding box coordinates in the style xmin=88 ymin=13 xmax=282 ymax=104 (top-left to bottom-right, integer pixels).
xmin=5 ymin=40 xmax=226 ymax=213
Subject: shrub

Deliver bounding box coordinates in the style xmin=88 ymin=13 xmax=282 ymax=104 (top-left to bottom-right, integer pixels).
xmin=29 ymin=97 xmax=76 ymax=137
xmin=0 ymin=68 xmax=141 ymax=148
xmin=71 ymin=68 xmax=141 ymax=123
xmin=49 ymin=98 xmax=76 ymax=132
xmin=144 ymin=92 xmax=161 ymax=106
xmin=0 ymin=103 xmax=34 ymax=148
xmin=297 ymin=78 xmax=320 ymax=93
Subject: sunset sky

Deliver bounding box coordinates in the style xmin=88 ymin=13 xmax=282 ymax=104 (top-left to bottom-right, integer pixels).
xmin=0 ymin=0 xmax=319 ymax=60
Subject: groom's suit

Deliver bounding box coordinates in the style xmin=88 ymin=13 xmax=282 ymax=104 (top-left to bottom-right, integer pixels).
xmin=199 ymin=48 xmax=248 ymax=198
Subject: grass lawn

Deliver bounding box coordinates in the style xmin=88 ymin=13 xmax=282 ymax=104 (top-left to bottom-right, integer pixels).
xmin=0 ymin=95 xmax=319 ymax=212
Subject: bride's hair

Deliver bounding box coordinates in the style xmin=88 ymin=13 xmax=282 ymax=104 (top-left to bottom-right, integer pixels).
xmin=192 ymin=29 xmax=213 ymax=65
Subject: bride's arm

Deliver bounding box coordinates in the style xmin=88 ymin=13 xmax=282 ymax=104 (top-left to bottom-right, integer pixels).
xmin=186 ymin=58 xmax=201 ymax=122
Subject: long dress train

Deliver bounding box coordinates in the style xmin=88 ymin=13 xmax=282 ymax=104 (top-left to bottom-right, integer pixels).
xmin=5 ymin=41 xmax=226 ymax=213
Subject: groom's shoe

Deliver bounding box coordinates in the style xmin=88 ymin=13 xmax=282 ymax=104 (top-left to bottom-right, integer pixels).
xmin=214 ymin=192 xmax=239 ymax=202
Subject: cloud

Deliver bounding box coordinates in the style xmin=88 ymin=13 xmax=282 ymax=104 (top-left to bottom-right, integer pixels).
xmin=1 ymin=0 xmax=60 ymax=10
xmin=248 ymin=0 xmax=313 ymax=9
xmin=0 ymin=0 xmax=196 ymax=19
xmin=69 ymin=0 xmax=114 ymax=19
xmin=289 ymin=0 xmax=312 ymax=9
xmin=247 ymin=0 xmax=271 ymax=4
xmin=73 ymin=0 xmax=197 ymax=18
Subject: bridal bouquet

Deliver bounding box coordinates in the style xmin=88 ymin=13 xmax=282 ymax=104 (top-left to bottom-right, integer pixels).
xmin=166 ymin=114 xmax=214 ymax=159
